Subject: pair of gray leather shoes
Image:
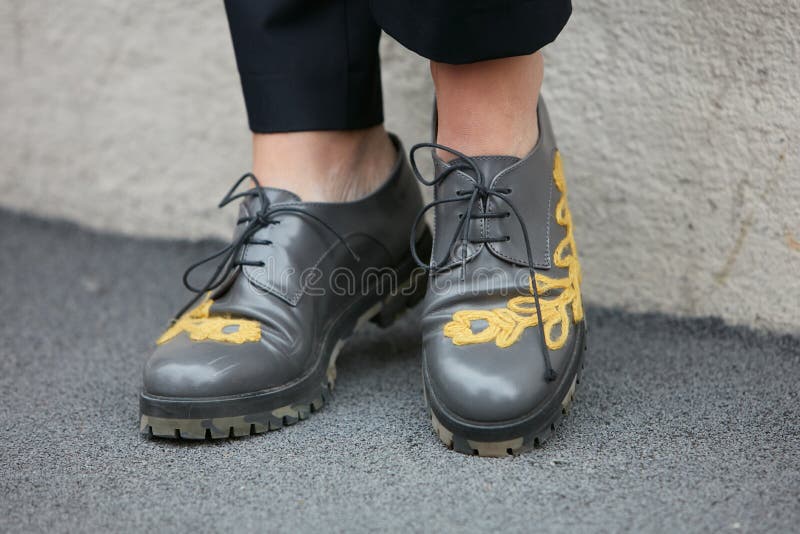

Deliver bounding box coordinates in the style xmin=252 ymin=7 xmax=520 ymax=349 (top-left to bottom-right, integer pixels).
xmin=140 ymin=98 xmax=586 ymax=456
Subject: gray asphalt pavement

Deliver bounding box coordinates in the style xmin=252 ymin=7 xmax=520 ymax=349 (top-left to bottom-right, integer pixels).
xmin=1 ymin=208 xmax=798 ymax=533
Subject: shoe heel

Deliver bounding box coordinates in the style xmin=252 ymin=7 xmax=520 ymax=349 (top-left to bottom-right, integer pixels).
xmin=370 ymin=226 xmax=432 ymax=329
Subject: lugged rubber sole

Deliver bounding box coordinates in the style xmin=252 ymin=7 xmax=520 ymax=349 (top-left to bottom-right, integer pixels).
xmin=140 ymin=229 xmax=431 ymax=441
xmin=426 ymin=321 xmax=587 ymax=457
xmin=140 ymin=388 xmax=330 ymax=440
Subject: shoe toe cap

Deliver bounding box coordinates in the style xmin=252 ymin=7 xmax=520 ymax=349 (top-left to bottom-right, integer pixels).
xmin=423 ymin=327 xmax=576 ymax=423
xmin=143 ymin=333 xmax=301 ymax=398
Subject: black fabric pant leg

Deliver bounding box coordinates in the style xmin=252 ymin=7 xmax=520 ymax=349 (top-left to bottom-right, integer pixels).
xmin=225 ymin=0 xmax=571 ymax=133
xmin=371 ymin=0 xmax=572 ymax=64
xmin=224 ymin=0 xmax=383 ymax=133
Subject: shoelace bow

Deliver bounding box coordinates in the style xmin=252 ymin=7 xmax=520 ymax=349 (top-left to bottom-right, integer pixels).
xmin=408 ymin=143 xmax=557 ymax=382
xmin=173 ymin=173 xmax=358 ymax=321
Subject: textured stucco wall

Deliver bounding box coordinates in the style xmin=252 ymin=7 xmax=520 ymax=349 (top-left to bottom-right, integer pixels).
xmin=1 ymin=1 xmax=798 ymax=332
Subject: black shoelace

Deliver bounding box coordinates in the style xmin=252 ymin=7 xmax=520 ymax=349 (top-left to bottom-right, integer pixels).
xmin=408 ymin=143 xmax=557 ymax=382
xmin=172 ymin=173 xmax=358 ymax=321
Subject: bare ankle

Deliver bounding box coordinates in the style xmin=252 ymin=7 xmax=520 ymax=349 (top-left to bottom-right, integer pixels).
xmin=322 ymin=127 xmax=397 ymax=202
xmin=432 ymin=52 xmax=543 ymax=160
xmin=252 ymin=125 xmax=396 ymax=202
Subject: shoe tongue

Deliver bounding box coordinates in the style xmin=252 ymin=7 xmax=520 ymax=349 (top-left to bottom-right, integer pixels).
xmin=437 ymin=155 xmax=521 ymax=184
xmin=241 ymin=187 xmax=301 ymax=215
xmin=262 ymin=187 xmax=301 ymax=205
xmin=230 ymin=187 xmax=301 ymax=243
xmin=218 ymin=186 xmax=303 ymax=297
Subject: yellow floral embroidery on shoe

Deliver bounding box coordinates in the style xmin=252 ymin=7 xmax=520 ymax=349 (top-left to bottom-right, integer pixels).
xmin=156 ymin=295 xmax=262 ymax=345
xmin=443 ymin=151 xmax=584 ymax=351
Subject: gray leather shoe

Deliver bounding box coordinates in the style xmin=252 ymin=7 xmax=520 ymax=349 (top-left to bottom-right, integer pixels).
xmin=410 ymin=98 xmax=587 ymax=456
xmin=140 ymin=134 xmax=430 ymax=439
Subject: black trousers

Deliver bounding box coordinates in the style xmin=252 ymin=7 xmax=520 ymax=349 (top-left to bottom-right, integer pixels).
xmin=224 ymin=0 xmax=571 ymax=133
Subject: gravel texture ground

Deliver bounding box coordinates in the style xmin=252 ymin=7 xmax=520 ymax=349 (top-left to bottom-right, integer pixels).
xmin=1 ymin=209 xmax=798 ymax=533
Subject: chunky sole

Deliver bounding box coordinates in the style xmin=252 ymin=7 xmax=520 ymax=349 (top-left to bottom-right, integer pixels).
xmin=425 ymin=320 xmax=587 ymax=457
xmin=140 ymin=228 xmax=432 ymax=440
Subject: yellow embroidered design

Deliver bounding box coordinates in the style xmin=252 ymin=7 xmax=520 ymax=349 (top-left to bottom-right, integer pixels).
xmin=156 ymin=295 xmax=262 ymax=345
xmin=443 ymin=151 xmax=583 ymax=351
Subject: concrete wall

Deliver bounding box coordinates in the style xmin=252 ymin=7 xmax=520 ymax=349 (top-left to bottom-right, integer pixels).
xmin=1 ymin=1 xmax=798 ymax=332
